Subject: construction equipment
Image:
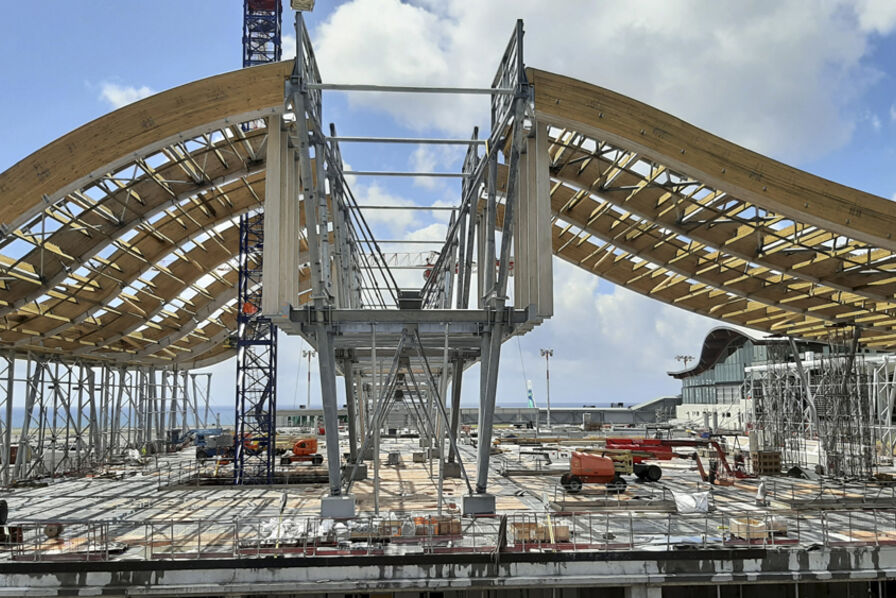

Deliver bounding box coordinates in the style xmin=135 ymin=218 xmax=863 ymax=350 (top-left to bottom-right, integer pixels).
xmin=196 ymin=433 xmax=236 ymax=461
xmin=279 ymin=438 xmax=324 ymax=466
xmin=574 ymin=447 xmax=664 ymax=482
xmin=560 ymin=451 xmax=627 ymax=494
xmin=605 ymin=437 xmax=754 ymax=485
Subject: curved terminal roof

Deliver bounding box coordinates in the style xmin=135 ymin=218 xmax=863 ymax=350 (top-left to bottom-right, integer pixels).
xmin=665 ymin=326 xmax=781 ymax=380
xmin=2 ymin=62 xmax=895 ymax=367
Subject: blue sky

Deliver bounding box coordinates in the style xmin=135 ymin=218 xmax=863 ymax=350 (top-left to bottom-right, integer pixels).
xmin=3 ymin=1 xmax=896 ymax=414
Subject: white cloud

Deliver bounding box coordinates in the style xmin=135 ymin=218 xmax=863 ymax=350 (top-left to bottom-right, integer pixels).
xmin=854 ymin=0 xmax=896 ymax=34
xmin=500 ymin=260 xmax=716 ymax=406
xmin=98 ymin=82 xmax=154 ymax=109
xmin=313 ymin=0 xmax=895 ymax=163
xmin=861 ymin=109 xmax=883 ymax=131
xmin=282 ymin=33 xmax=297 ymax=61
xmin=409 ymin=144 xmax=463 ymax=189
xmin=353 ymin=182 xmax=420 ymax=236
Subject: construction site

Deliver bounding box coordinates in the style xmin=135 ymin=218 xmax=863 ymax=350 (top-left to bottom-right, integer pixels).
xmin=3 ymin=1 xmax=896 ymax=596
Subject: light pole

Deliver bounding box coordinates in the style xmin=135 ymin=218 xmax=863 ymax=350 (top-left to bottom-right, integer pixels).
xmin=675 ymin=354 xmax=694 ymax=369
xmin=540 ymin=348 xmax=553 ymax=428
xmin=303 ymin=349 xmax=317 ymax=410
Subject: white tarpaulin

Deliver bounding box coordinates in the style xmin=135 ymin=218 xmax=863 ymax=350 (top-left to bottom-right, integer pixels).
xmin=672 ymin=491 xmax=710 ymax=513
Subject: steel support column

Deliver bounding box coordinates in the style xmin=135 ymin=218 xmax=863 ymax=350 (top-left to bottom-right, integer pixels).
xmin=448 ymin=358 xmax=464 ymax=463
xmin=343 ymin=357 xmax=359 ymax=463
xmin=317 ymin=326 xmax=343 ymax=495
xmin=0 ymin=352 xmax=12 ymax=486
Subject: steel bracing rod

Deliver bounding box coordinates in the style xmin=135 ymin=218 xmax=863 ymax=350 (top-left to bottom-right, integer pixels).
xmin=345 ymin=331 xmax=409 ymax=493
xmin=788 ymin=336 xmax=820 ymax=436
xmin=331 ymin=136 xmax=487 ymax=145
xmin=346 ymin=345 xmax=408 ymax=490
xmin=349 ymin=205 xmax=458 ymax=211
xmin=418 ymin=101 xmax=519 ymax=305
xmin=335 ymin=167 xmax=400 ymax=305
xmin=840 ymin=325 xmax=863 ymax=397
xmin=403 ymin=376 xmax=442 ymax=455
xmin=410 ymin=329 xmax=474 ymax=493
xmin=435 ymin=324 xmax=450 ymax=514
xmin=307 ymin=83 xmax=514 ymax=95
xmin=317 ymin=124 xmax=399 ymax=306
xmin=343 ymin=171 xmax=469 ymax=178
xmin=333 ymin=179 xmax=388 ymax=307
xmin=400 ymin=374 xmax=438 ymax=445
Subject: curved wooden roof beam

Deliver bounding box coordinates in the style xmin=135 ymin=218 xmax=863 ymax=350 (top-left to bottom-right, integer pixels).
xmin=545 ymin=133 xmax=896 ymax=303
xmin=1 ymin=175 xmax=265 ymax=342
xmin=0 ymin=128 xmax=269 ymax=317
xmin=548 ymin=181 xmax=896 ymax=331
xmin=529 ymin=68 xmax=896 ymax=250
xmin=0 ymin=61 xmax=291 ymax=234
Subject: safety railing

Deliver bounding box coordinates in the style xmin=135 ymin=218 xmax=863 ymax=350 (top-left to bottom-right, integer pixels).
xmin=0 ymin=521 xmax=111 ymax=562
xmin=5 ymin=509 xmax=896 ymax=563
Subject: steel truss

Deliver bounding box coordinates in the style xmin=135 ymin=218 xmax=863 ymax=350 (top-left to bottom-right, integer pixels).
xmin=0 ymin=353 xmax=213 ymax=486
xmin=263 ymin=13 xmax=552 ymax=516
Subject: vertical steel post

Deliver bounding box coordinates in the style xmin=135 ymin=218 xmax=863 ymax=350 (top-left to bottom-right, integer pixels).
xmin=1 ymin=352 xmax=13 ymax=486
xmin=448 ymin=358 xmax=464 ymax=463
xmin=343 ymin=357 xmax=359 ymax=463
xmin=317 ymin=327 xmax=342 ymax=495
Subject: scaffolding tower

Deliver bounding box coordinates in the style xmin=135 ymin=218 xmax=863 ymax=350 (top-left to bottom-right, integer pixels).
xmin=242 ymin=0 xmax=283 ymax=67
xmin=747 ymin=327 xmax=882 ymax=479
xmin=234 ymin=0 xmax=282 ymax=484
xmin=234 ymin=213 xmax=277 ymax=484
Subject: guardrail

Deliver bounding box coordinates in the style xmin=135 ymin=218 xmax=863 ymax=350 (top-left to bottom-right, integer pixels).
xmin=4 ymin=508 xmax=896 ymax=562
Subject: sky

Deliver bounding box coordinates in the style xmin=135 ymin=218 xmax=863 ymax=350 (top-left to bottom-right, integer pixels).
xmin=3 ymin=1 xmax=896 ymax=415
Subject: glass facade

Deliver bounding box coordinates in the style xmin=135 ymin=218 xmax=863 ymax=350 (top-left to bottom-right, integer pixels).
xmin=681 ymin=341 xmax=753 ymax=405
xmin=680 ymin=336 xmax=829 ymax=406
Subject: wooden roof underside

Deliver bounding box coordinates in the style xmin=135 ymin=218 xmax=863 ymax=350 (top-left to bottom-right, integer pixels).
xmin=0 ymin=62 xmax=894 ymax=367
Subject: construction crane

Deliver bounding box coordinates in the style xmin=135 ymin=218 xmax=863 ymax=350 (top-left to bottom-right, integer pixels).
xmin=234 ymin=0 xmax=283 ymax=485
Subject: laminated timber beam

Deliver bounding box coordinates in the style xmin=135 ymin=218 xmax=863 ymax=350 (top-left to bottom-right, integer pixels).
xmin=528 ymin=68 xmax=896 ymax=251
xmin=4 ymin=57 xmax=896 ymax=365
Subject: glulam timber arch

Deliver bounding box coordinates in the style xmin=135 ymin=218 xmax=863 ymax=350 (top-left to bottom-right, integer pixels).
xmin=3 ymin=61 xmax=896 ymax=366
xmin=0 ymin=62 xmax=292 ymax=366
